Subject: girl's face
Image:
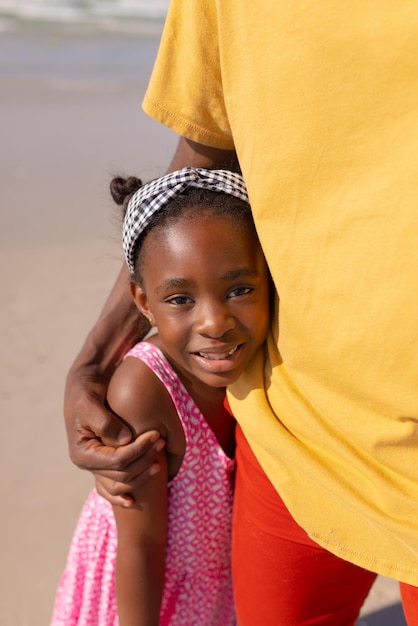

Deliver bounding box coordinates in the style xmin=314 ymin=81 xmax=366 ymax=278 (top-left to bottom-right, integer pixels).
xmin=132 ymin=211 xmax=270 ymax=392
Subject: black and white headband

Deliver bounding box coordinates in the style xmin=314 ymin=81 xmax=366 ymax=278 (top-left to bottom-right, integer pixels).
xmin=122 ymin=166 xmax=249 ymax=273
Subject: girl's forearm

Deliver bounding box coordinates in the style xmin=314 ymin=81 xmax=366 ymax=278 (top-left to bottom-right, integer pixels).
xmin=115 ymin=539 xmax=166 ymax=626
xmin=113 ymin=461 xmax=168 ymax=626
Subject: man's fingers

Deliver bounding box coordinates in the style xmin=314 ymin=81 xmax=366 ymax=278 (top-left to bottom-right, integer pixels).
xmin=95 ymin=408 xmax=133 ymax=446
xmin=93 ymin=459 xmax=162 ymax=488
xmin=94 ymin=438 xmax=166 ymax=507
xmin=65 ymin=387 xmax=134 ymax=469
xmin=101 ymin=428 xmax=164 ymax=463
xmin=100 ymin=430 xmax=165 ymax=472
xmin=74 ymin=430 xmax=165 ymax=479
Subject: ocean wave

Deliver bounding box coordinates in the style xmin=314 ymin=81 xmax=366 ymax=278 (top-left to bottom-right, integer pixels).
xmin=0 ymin=0 xmax=169 ymax=34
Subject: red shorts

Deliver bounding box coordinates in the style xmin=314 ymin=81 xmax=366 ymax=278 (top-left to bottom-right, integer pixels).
xmin=232 ymin=425 xmax=418 ymax=625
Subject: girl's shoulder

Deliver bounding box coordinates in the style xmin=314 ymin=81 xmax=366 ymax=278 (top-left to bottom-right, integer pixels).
xmin=107 ymin=341 xmax=180 ymax=442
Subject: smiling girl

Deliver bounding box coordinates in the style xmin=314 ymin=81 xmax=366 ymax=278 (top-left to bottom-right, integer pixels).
xmin=51 ymin=167 xmax=270 ymax=626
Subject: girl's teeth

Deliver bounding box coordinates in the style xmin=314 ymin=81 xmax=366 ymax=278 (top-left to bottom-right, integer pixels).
xmin=198 ymin=346 xmax=238 ymax=360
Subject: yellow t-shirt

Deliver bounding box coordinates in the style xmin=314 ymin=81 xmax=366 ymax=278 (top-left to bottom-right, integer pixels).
xmin=143 ymin=0 xmax=418 ymax=583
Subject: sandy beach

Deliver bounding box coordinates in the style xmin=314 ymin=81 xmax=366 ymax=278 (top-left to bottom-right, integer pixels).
xmin=0 ymin=25 xmax=407 ymax=626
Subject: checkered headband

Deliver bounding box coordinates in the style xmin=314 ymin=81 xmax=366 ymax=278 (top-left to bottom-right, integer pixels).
xmin=122 ymin=167 xmax=249 ymax=273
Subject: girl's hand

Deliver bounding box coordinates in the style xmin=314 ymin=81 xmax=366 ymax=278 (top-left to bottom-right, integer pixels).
xmin=94 ymin=442 xmax=165 ymax=507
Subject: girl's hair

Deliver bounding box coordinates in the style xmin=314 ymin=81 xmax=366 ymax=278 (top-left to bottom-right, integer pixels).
xmin=110 ymin=174 xmax=257 ymax=286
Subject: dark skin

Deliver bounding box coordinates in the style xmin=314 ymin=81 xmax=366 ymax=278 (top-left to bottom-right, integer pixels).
xmin=110 ymin=212 xmax=268 ymax=624
xmin=64 ymin=137 xmax=238 ymax=505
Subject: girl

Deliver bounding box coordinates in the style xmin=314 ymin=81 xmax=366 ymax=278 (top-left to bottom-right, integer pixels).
xmin=51 ymin=167 xmax=270 ymax=626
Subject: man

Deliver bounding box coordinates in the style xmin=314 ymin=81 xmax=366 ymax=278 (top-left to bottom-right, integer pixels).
xmin=65 ymin=1 xmax=418 ymax=623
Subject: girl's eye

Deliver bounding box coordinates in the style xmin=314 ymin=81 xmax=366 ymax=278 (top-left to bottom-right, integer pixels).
xmin=228 ymin=286 xmax=253 ymax=298
xmin=166 ymin=295 xmax=193 ymax=305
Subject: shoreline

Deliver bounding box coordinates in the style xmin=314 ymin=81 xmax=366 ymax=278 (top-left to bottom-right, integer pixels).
xmin=0 ymin=27 xmax=164 ymax=84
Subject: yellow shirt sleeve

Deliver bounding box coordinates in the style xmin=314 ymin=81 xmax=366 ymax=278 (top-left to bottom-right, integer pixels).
xmin=143 ymin=0 xmax=234 ymax=150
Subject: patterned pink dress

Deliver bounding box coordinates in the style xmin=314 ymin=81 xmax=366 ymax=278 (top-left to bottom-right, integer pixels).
xmin=50 ymin=342 xmax=236 ymax=626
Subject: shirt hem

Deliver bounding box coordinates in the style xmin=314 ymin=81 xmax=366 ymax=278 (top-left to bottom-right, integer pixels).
xmin=142 ymin=94 xmax=235 ymax=151
xmin=310 ymin=531 xmax=418 ymax=586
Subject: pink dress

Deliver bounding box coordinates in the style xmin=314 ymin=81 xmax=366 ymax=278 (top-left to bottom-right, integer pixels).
xmin=51 ymin=342 xmax=236 ymax=626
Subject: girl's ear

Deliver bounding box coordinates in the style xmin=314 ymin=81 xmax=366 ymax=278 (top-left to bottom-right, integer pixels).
xmin=130 ymin=283 xmax=152 ymax=319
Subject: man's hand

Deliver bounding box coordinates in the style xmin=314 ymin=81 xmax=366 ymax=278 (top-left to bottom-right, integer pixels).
xmin=92 ymin=437 xmax=166 ymax=508
xmin=64 ymin=366 xmax=165 ymax=507
xmin=63 ymin=264 xmax=164 ymax=507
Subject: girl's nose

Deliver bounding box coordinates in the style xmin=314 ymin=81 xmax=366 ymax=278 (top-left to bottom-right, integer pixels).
xmin=194 ymin=301 xmax=236 ymax=338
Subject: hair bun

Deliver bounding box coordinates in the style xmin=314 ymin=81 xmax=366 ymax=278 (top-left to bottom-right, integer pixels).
xmin=110 ymin=176 xmax=143 ymax=206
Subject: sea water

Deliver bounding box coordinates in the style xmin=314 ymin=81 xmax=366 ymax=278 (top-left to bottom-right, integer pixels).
xmin=0 ymin=0 xmax=168 ymax=34
xmin=0 ymin=0 xmax=170 ymax=83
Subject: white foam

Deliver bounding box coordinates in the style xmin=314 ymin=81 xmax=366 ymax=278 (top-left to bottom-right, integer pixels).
xmin=0 ymin=0 xmax=169 ymax=28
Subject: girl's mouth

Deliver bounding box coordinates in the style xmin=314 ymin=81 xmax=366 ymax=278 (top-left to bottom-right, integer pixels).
xmin=195 ymin=345 xmax=240 ymax=360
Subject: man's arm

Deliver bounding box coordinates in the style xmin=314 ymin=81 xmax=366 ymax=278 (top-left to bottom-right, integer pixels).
xmin=168 ymin=137 xmax=238 ymax=172
xmin=64 ymin=137 xmax=237 ymax=504
xmin=64 ymin=262 xmax=166 ymax=502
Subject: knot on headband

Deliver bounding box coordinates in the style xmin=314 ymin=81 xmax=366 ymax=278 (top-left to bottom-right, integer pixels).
xmin=122 ymin=167 xmax=249 ymax=273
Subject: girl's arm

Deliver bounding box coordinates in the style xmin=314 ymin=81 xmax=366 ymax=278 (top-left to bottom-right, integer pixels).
xmin=106 ymin=353 xmax=178 ymax=626
xmin=113 ymin=455 xmax=168 ymax=626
